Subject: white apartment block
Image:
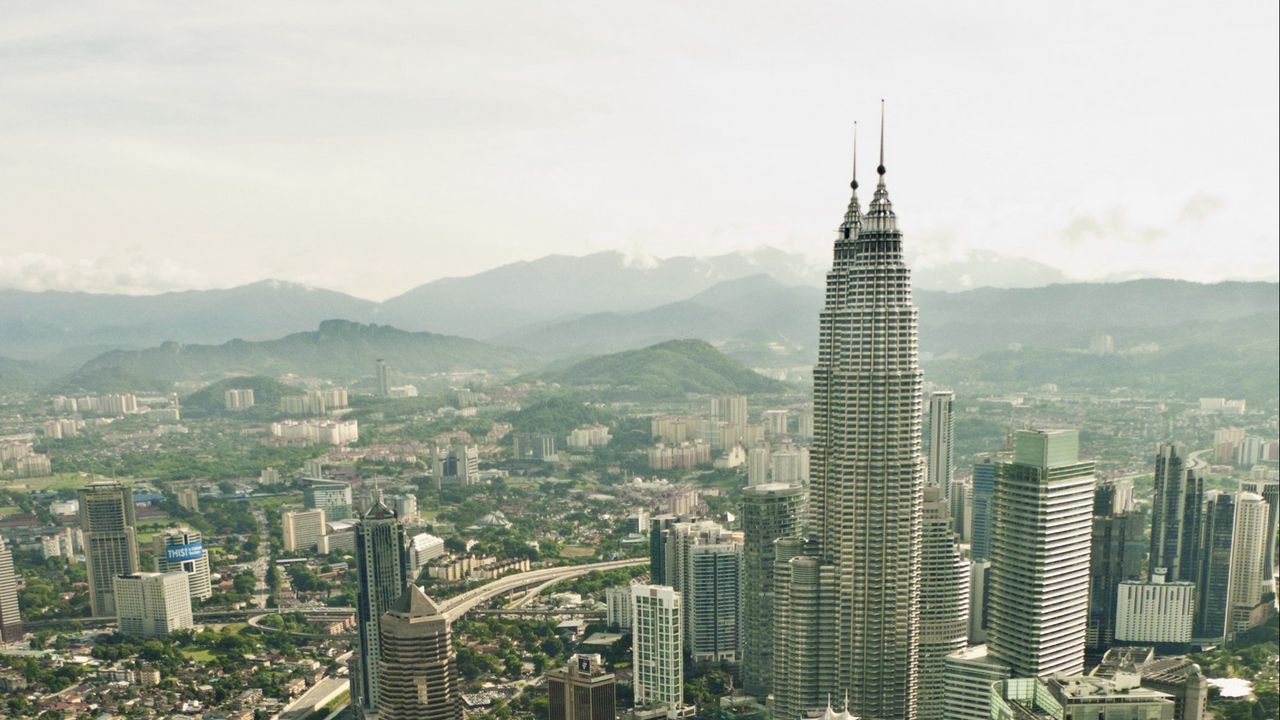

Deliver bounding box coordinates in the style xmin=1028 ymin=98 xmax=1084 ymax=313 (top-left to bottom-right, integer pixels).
xmin=632 ymin=584 xmax=683 ymax=709
xmin=113 ymin=572 xmax=193 ymax=637
xmin=606 ymin=585 xmax=634 ymax=630
xmin=1115 ymin=570 xmax=1195 ymax=644
xmin=282 ymin=509 xmax=327 ymax=552
xmin=224 ymin=388 xmax=255 ymax=411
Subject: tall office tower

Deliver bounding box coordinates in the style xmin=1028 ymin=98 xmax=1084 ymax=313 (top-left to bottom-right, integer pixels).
xmin=1151 ymin=443 xmax=1194 ymax=580
xmin=1094 ymin=476 xmax=1135 ymax=516
xmin=1227 ymin=492 xmax=1268 ymax=636
xmin=1193 ymin=491 xmax=1235 ymax=641
xmin=771 ymin=538 xmax=837 ymax=720
xmin=1240 ymin=478 xmax=1279 ymax=591
xmin=928 ymin=391 xmax=955 ymax=503
xmin=1085 ymin=511 xmax=1144 ymax=654
xmin=648 ymin=515 xmax=677 ymax=586
xmin=79 ymin=481 xmax=140 ymax=617
xmin=547 ymin=654 xmax=616 ymax=720
xmin=375 ymin=584 xmax=460 ymax=720
xmin=0 ymin=537 xmax=21 ymax=641
xmin=282 ymin=508 xmax=327 ymax=552
xmin=631 ymin=585 xmax=683 ymax=710
xmin=375 ymin=359 xmax=391 ymax=398
xmin=154 ymin=528 xmax=212 ymax=601
xmin=739 ymin=483 xmax=804 ymax=698
xmin=113 ymin=571 xmax=193 ymax=637
xmin=806 ymin=114 xmax=923 ymax=720
xmin=918 ymin=486 xmax=970 ymax=720
xmin=666 ymin=520 xmax=741 ymax=663
xmin=710 ymin=395 xmax=749 ymax=427
xmin=988 ymin=429 xmax=1095 ymax=677
xmin=970 ymin=458 xmax=997 ymax=561
xmin=1176 ymin=468 xmax=1206 ymax=585
xmin=305 ymin=479 xmax=353 ymax=521
xmin=353 ymin=498 xmax=409 ymax=716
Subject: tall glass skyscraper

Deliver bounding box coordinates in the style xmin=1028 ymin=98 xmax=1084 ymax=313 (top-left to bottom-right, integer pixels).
xmin=928 ymin=391 xmax=955 ymax=502
xmin=353 ymin=496 xmax=408 ymax=717
xmin=805 ymin=112 xmax=924 ymax=719
xmin=79 ymin=481 xmax=140 ymax=617
xmin=739 ymin=483 xmax=804 ymax=697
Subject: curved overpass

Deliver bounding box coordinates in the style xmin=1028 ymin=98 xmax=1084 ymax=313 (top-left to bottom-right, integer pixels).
xmin=439 ymin=557 xmax=646 ymax=620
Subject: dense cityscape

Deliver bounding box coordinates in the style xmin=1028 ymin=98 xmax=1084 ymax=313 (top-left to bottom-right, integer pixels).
xmin=0 ymin=114 xmax=1276 ymax=720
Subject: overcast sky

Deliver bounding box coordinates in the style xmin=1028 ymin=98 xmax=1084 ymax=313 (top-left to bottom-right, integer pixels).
xmin=1 ymin=1 xmax=1276 ymax=300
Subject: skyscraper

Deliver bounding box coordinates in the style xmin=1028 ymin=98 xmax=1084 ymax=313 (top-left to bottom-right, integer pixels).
xmin=547 ymin=654 xmax=616 ymax=720
xmin=739 ymin=483 xmax=804 ymax=698
xmin=631 ymin=584 xmax=683 ymax=710
xmin=770 ymin=538 xmax=837 ymax=720
xmin=648 ymin=515 xmax=677 ymax=587
xmin=375 ymin=359 xmax=391 ymax=398
xmin=987 ymin=429 xmax=1095 ymax=677
xmin=918 ymin=486 xmax=970 ymax=720
xmin=0 ymin=537 xmax=21 ymax=642
xmin=154 ymin=527 xmax=212 ymax=601
xmin=375 ymin=584 xmax=460 ymax=720
xmin=79 ymin=481 xmax=140 ymax=617
xmin=1227 ymin=492 xmax=1267 ymax=636
xmin=928 ymin=391 xmax=955 ymax=503
xmin=113 ymin=571 xmax=193 ymax=637
xmin=1086 ymin=511 xmax=1144 ymax=654
xmin=665 ymin=520 xmax=740 ymax=664
xmin=305 ymin=478 xmax=354 ymax=521
xmin=806 ymin=109 xmax=924 ymax=720
xmin=1151 ymin=444 xmax=1196 ymax=581
xmin=970 ymin=458 xmax=997 ymax=561
xmin=353 ymin=497 xmax=408 ymax=716
xmin=1239 ymin=478 xmax=1278 ymax=592
xmin=1193 ymin=491 xmax=1235 ymax=642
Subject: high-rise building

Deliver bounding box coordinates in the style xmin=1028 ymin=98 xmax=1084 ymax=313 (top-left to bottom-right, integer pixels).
xmin=666 ymin=520 xmax=740 ymax=663
xmin=770 ymin=538 xmax=837 ymax=720
xmin=1151 ymin=444 xmax=1197 ymax=581
xmin=631 ymin=585 xmax=683 ymax=710
xmin=547 ymin=654 xmax=616 ymax=720
xmin=79 ymin=481 xmax=140 ymax=617
xmin=770 ymin=447 xmax=809 ymax=485
xmin=375 ymin=359 xmax=391 ymax=398
xmin=0 ymin=537 xmax=21 ymax=641
xmin=305 ymin=479 xmax=353 ymax=521
xmin=710 ymin=396 xmax=748 ymax=428
xmin=1086 ymin=511 xmax=1144 ymax=654
xmin=1239 ymin=478 xmax=1278 ymax=591
xmin=606 ymin=585 xmax=634 ymax=630
xmin=175 ymin=487 xmax=200 ymax=512
xmin=353 ymin=497 xmax=409 ymax=716
xmin=113 ymin=571 xmax=193 ymax=637
xmin=747 ymin=446 xmax=771 ymax=487
xmin=943 ymin=645 xmax=1010 ymax=720
xmin=805 ymin=115 xmax=923 ymax=720
xmin=154 ymin=528 xmax=212 ymax=601
xmin=764 ymin=410 xmax=789 ymax=437
xmin=918 ymin=486 xmax=969 ymax=720
xmin=928 ymin=391 xmax=955 ymax=503
xmin=1193 ymin=491 xmax=1235 ymax=642
xmin=432 ymin=443 xmax=480 ymax=488
xmin=1227 ymin=491 xmax=1268 ymax=636
xmin=967 ymin=559 xmax=992 ymax=644
xmin=282 ymin=509 xmax=327 ymax=552
xmin=970 ymin=459 xmax=996 ymax=561
xmin=375 ymin=584 xmax=460 ymax=720
xmin=648 ymin=515 xmax=677 ymax=587
xmin=987 ymin=429 xmax=1095 ymax=677
xmin=739 ymin=483 xmax=804 ymax=698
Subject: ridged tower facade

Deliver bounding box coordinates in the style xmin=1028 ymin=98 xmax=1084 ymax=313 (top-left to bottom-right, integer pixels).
xmin=809 ymin=111 xmax=924 ymax=720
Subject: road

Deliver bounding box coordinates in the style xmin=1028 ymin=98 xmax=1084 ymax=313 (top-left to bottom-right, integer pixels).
xmin=251 ymin=506 xmax=271 ymax=609
xmin=277 ymin=676 xmax=348 ymax=720
xmin=438 ymin=557 xmax=647 ymax=620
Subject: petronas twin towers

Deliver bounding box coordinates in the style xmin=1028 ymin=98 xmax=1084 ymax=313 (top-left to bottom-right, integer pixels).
xmin=776 ymin=110 xmax=924 ymax=720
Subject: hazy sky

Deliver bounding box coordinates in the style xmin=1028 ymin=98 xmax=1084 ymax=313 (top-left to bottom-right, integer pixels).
xmin=1 ymin=1 xmax=1276 ymax=300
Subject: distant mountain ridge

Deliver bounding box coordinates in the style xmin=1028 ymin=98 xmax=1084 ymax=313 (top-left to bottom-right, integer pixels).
xmin=57 ymin=320 xmax=533 ymax=391
xmin=538 ymin=339 xmax=789 ymax=399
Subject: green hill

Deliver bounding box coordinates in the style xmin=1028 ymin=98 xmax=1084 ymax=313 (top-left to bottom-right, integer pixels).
xmin=62 ymin=319 xmax=536 ymax=390
xmin=542 ymin=339 xmax=789 ymax=399
xmin=181 ymin=376 xmax=305 ymax=418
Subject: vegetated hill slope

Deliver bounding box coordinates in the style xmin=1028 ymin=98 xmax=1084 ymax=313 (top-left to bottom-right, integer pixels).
xmin=541 ymin=339 xmax=789 ymax=399
xmin=181 ymin=376 xmax=306 ymax=417
xmin=61 ymin=320 xmax=535 ymax=390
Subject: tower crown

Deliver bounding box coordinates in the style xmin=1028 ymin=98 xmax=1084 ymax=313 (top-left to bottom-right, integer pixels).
xmin=863 ymin=100 xmax=898 ymax=234
xmin=839 ymin=122 xmax=862 ymax=239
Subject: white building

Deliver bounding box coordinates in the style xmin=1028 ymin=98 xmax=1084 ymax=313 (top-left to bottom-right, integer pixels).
xmin=407 ymin=533 xmax=446 ymax=576
xmin=763 ymin=409 xmax=789 ymax=436
xmin=154 ymin=528 xmax=212 ymax=601
xmin=224 ymin=388 xmax=255 ymax=411
xmin=606 ymin=585 xmax=634 ymax=630
xmin=770 ymin=447 xmax=810 ymax=485
xmin=282 ymin=509 xmax=327 ymax=552
xmin=632 ymin=584 xmax=683 ymax=709
xmin=568 ymin=424 xmax=612 ymax=450
xmin=113 ymin=572 xmax=193 ymax=637
xmin=1228 ymin=492 xmax=1269 ymax=634
xmin=1115 ymin=570 xmax=1195 ymax=644
xmin=747 ymin=447 xmax=771 ymax=487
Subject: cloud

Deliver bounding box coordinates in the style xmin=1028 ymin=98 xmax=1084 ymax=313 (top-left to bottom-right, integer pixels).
xmin=1061 ymin=207 xmax=1167 ymax=246
xmin=1178 ymin=192 xmax=1225 ymax=224
xmin=0 ymin=252 xmax=207 ymax=295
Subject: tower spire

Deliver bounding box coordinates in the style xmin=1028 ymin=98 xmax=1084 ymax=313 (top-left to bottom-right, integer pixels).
xmin=877 ymin=99 xmax=886 ymax=176
xmin=839 ymin=122 xmax=862 ymax=238
xmin=864 ymin=99 xmax=897 ymax=232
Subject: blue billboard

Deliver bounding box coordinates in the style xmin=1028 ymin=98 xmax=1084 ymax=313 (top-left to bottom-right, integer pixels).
xmin=165 ymin=541 xmax=205 ymax=562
